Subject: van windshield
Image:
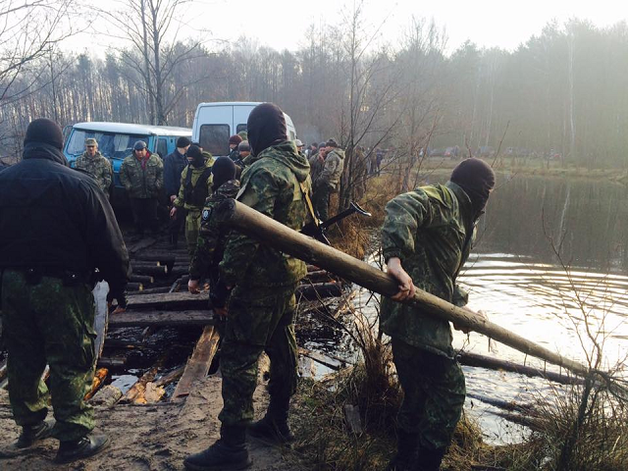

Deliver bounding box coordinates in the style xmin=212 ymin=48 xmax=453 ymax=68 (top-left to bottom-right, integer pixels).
xmin=200 ymin=124 xmax=230 ymax=157
xmin=67 ymin=129 xmax=150 ymax=160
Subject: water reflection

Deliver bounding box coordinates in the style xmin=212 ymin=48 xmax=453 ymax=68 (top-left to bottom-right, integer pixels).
xmin=456 ymin=175 xmax=628 ymax=444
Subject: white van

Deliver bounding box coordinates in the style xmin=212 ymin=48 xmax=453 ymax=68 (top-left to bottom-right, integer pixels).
xmin=191 ymin=102 xmax=297 ymax=157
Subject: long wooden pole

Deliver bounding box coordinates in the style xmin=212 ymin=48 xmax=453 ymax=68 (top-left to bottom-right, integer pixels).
xmin=214 ymin=199 xmax=593 ymax=378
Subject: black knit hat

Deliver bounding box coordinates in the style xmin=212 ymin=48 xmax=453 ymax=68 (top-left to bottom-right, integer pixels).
xmin=450 ymin=158 xmax=495 ymax=216
xmin=187 ymin=144 xmax=202 ymax=159
xmin=212 ymin=156 xmax=236 ymax=190
xmin=177 ymin=136 xmax=191 ymax=148
xmin=24 ymin=118 xmax=64 ymax=150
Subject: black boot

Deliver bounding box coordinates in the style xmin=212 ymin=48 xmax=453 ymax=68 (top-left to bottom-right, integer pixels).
xmin=386 ymin=429 xmax=419 ymax=471
xmin=54 ymin=434 xmax=110 ymax=464
xmin=248 ymin=395 xmax=294 ymax=445
xmin=184 ymin=425 xmax=252 ymax=471
xmin=415 ymin=447 xmax=446 ymax=471
xmin=14 ymin=420 xmax=54 ymax=449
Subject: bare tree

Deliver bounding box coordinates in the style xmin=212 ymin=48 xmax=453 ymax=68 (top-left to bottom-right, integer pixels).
xmin=99 ymin=0 xmax=205 ymax=124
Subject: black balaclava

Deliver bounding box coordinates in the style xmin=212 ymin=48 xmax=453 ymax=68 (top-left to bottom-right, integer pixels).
xmin=246 ymin=103 xmax=287 ymax=157
xmin=22 ymin=118 xmax=68 ymax=166
xmin=187 ymin=144 xmax=205 ymax=168
xmin=450 ymin=158 xmax=496 ymax=219
xmin=211 ymin=156 xmax=236 ymax=191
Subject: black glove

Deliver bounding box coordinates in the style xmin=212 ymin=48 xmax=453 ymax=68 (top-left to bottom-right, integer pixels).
xmin=210 ymin=278 xmax=231 ymax=309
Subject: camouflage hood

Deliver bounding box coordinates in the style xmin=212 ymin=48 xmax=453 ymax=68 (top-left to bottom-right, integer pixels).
xmin=329 ymin=148 xmax=345 ymax=160
xmin=214 ymin=178 xmax=240 ymax=199
xmin=262 ymin=140 xmax=310 ymax=183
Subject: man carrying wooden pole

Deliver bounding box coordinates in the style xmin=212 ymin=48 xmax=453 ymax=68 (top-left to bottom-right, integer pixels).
xmin=378 ymin=158 xmax=495 ymax=471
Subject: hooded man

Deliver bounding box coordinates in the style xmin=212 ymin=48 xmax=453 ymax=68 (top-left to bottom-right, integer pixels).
xmin=184 ymin=103 xmax=311 ymax=471
xmin=165 ymin=136 xmax=192 ymax=247
xmin=381 ymin=158 xmax=495 ymax=471
xmin=170 ymin=144 xmax=214 ymax=256
xmin=119 ymin=140 xmax=164 ymax=237
xmin=74 ymin=138 xmax=113 ymax=197
xmin=0 ymin=118 xmax=129 ymax=463
xmin=312 ymin=138 xmax=345 ymax=221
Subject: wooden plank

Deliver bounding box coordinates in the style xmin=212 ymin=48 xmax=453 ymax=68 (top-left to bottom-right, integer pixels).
xmin=171 ymin=325 xmax=220 ymax=402
xmin=126 ymin=292 xmax=208 ymax=310
xmin=108 ymin=310 xmax=215 ymax=328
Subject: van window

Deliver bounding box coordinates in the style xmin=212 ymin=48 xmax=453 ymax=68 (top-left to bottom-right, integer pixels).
xmin=236 ymin=124 xmax=247 ymax=134
xmin=156 ymin=137 xmax=168 ymax=158
xmin=200 ymin=124 xmax=230 ymax=156
xmin=67 ymin=130 xmax=150 ymax=160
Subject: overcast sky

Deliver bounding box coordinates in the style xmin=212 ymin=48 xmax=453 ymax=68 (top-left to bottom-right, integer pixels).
xmin=68 ymin=0 xmax=628 ymax=57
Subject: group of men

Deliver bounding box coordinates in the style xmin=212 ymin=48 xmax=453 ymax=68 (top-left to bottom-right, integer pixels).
xmin=0 ymin=102 xmax=495 ymax=471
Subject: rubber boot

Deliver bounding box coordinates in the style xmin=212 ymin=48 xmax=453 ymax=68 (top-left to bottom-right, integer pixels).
xmin=386 ymin=429 xmax=419 ymax=471
xmin=248 ymin=395 xmax=294 ymax=445
xmin=14 ymin=420 xmax=54 ymax=449
xmin=415 ymin=447 xmax=446 ymax=471
xmin=54 ymin=434 xmax=110 ymax=464
xmin=184 ymin=425 xmax=252 ymax=471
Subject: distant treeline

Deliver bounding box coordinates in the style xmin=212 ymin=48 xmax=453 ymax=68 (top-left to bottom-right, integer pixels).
xmin=1 ymin=16 xmax=627 ymax=169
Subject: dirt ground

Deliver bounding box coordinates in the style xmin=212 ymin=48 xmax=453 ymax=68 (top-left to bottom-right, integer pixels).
xmin=0 ymin=375 xmax=308 ymax=471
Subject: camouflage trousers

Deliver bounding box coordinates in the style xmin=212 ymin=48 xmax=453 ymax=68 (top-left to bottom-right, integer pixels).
xmin=313 ymin=183 xmax=333 ymax=222
xmin=1 ymin=269 xmax=96 ymax=442
xmin=218 ymin=284 xmax=298 ymax=427
xmin=392 ymin=338 xmax=466 ymax=451
xmin=185 ymin=208 xmax=202 ymax=257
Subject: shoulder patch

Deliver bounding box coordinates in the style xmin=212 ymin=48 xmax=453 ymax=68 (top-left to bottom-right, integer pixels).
xmin=202 ymin=208 xmax=212 ymax=222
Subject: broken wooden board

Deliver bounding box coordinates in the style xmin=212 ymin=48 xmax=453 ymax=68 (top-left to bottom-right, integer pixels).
xmin=108 ymin=310 xmax=216 ymax=328
xmin=126 ymin=292 xmax=208 ymax=311
xmin=171 ymin=325 xmax=221 ymax=403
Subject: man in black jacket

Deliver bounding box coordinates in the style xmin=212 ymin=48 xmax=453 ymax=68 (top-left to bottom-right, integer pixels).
xmin=0 ymin=118 xmax=129 ymax=464
xmin=164 ymin=136 xmax=191 ymax=247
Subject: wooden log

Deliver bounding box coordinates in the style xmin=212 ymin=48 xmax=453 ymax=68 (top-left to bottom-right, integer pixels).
xmin=296 ymin=282 xmax=343 ymax=300
xmin=466 ymin=392 xmax=537 ymax=414
xmin=126 ymin=282 xmax=144 ymax=292
xmin=120 ymin=352 xmax=169 ymax=404
xmin=134 ymin=286 xmax=172 ymax=295
xmin=97 ymin=354 xmax=128 ymax=369
xmin=212 ymin=199 xmax=597 ymax=380
xmin=84 ymin=368 xmax=109 ymax=400
xmin=126 ymin=237 xmax=157 ymax=254
xmin=108 ymin=310 xmax=215 ymax=328
xmin=154 ymin=365 xmax=185 ymax=388
xmin=132 ymin=265 xmax=169 ymax=277
xmin=458 ymin=351 xmax=584 ymax=386
xmin=129 ymin=274 xmax=154 ymax=284
xmin=169 ymin=265 xmax=190 ymax=278
xmin=126 ymin=292 xmax=208 ymax=311
xmin=171 ymin=325 xmax=221 ymax=402
xmin=132 ymin=253 xmax=176 ymax=265
xmin=303 ymin=270 xmax=335 ymax=284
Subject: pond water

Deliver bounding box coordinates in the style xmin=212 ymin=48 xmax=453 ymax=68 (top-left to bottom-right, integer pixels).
xmin=303 ymin=174 xmax=628 ymax=445
xmin=457 ymin=174 xmax=628 ymax=443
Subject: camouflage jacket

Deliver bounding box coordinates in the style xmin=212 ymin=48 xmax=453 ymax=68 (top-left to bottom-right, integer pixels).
xmin=173 ymin=158 xmax=214 ymax=211
xmin=308 ymin=153 xmax=324 ymax=182
xmin=74 ymin=151 xmax=113 ymax=195
xmin=316 ymin=148 xmax=345 ymax=191
xmin=119 ymin=152 xmax=163 ymax=199
xmin=188 ymin=179 xmax=241 ymax=281
xmin=380 ymin=181 xmax=475 ymax=358
xmin=220 ymin=141 xmax=310 ymax=288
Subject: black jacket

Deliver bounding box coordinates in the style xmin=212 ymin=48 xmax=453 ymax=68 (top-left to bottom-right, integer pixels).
xmin=0 ymin=142 xmax=129 ymax=292
xmin=164 ymin=149 xmax=188 ymax=197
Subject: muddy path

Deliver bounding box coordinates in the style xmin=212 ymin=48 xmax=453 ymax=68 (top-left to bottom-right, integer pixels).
xmin=0 ymin=375 xmax=308 ymax=471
